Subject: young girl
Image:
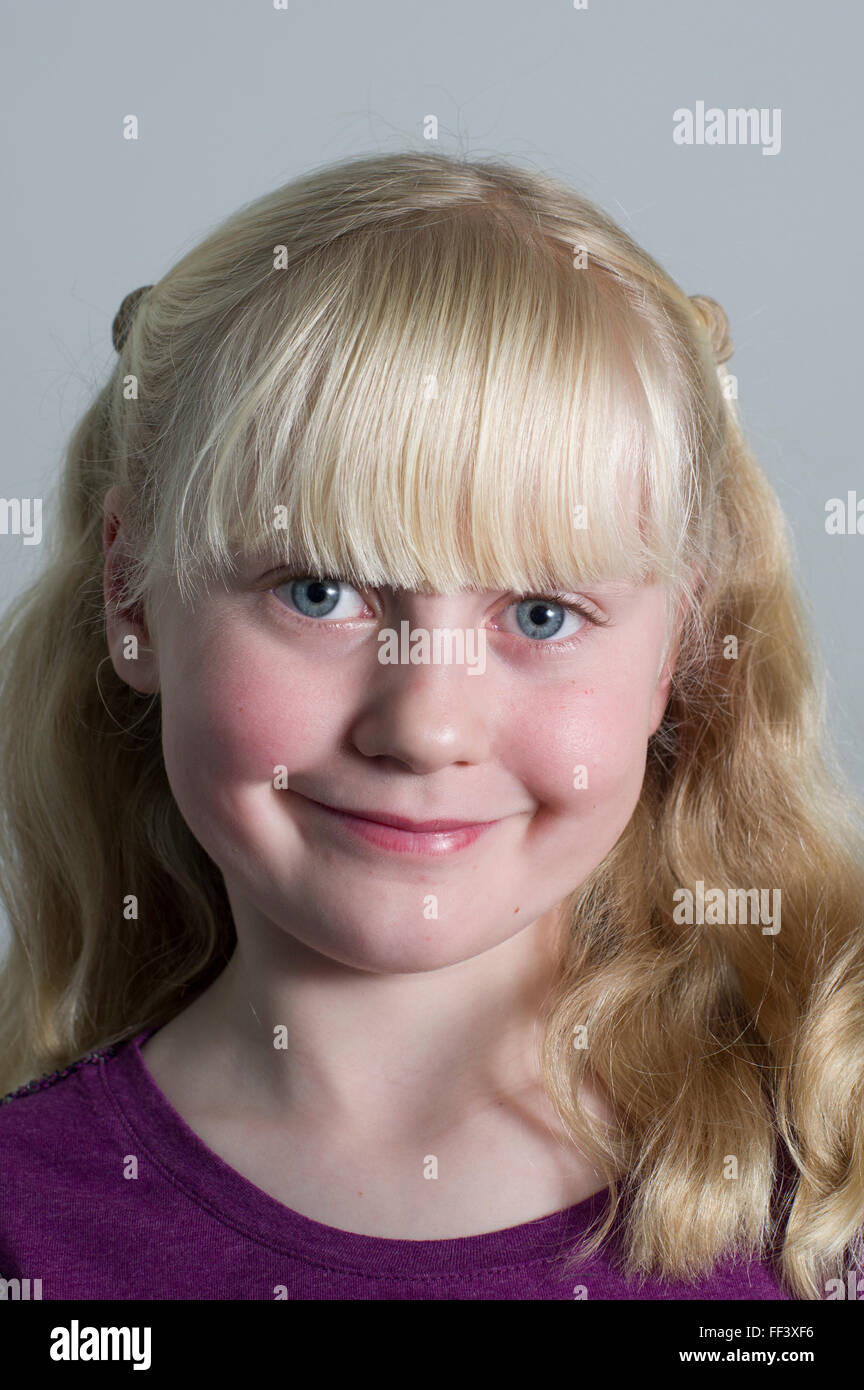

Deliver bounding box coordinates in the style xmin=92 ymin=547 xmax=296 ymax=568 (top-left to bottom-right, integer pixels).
xmin=1 ymin=150 xmax=862 ymax=1302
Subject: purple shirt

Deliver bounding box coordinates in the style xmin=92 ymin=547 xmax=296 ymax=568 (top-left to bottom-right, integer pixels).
xmin=0 ymin=1027 xmax=790 ymax=1300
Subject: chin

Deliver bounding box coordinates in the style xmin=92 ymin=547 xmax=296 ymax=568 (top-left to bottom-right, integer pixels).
xmin=283 ymin=915 xmax=503 ymax=975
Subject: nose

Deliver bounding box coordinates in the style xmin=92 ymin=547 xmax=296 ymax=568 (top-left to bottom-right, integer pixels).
xmin=348 ymin=602 xmax=493 ymax=774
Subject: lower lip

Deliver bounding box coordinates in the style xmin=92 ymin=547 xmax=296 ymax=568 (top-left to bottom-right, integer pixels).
xmin=300 ymin=798 xmax=502 ymax=855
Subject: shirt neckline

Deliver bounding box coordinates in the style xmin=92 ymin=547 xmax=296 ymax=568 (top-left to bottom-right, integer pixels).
xmin=99 ymin=1024 xmax=616 ymax=1276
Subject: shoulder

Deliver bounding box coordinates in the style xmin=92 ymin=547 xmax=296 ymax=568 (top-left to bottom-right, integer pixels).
xmin=0 ymin=1040 xmax=144 ymax=1293
xmin=0 ymin=1042 xmax=120 ymax=1105
xmin=0 ymin=1043 xmax=122 ymax=1151
xmin=0 ymin=1041 xmax=135 ymax=1242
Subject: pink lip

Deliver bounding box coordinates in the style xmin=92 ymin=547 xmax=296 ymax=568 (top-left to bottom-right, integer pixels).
xmin=299 ymin=796 xmax=504 ymax=855
xmin=307 ymin=798 xmax=494 ymax=832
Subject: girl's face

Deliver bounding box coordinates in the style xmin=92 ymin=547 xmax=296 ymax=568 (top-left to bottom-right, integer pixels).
xmin=105 ymin=495 xmax=676 ymax=972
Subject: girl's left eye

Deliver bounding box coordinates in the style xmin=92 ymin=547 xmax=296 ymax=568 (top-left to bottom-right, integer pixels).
xmin=268 ymin=576 xmax=606 ymax=645
xmin=497 ymin=594 xmax=604 ymax=643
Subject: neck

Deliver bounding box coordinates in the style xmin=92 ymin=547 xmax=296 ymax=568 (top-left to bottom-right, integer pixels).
xmin=171 ymin=900 xmax=571 ymax=1144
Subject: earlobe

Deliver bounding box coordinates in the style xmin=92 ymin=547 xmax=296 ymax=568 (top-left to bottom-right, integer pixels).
xmin=104 ymin=589 xmax=160 ymax=697
xmin=648 ymin=639 xmax=679 ymax=736
xmin=648 ymin=670 xmax=672 ymax=737
xmin=649 ymin=606 xmax=685 ymax=735
xmin=102 ymin=486 xmax=160 ymax=696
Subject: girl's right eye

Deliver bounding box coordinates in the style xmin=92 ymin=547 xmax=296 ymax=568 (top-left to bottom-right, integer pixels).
xmin=271 ymin=576 xmax=369 ymax=622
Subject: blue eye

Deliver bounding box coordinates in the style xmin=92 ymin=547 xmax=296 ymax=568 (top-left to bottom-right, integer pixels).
xmin=268 ymin=574 xmax=606 ymax=645
xmin=514 ymin=598 xmax=569 ymax=640
xmin=287 ymin=578 xmax=339 ymax=618
xmin=273 ymin=577 xmax=366 ymax=620
xmin=502 ymin=592 xmax=605 ymax=643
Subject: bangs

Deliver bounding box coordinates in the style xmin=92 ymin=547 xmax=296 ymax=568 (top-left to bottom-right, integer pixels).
xmin=161 ymin=204 xmax=705 ymax=605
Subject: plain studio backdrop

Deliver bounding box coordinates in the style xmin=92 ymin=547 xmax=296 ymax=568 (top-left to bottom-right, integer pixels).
xmin=0 ymin=0 xmax=861 ymax=953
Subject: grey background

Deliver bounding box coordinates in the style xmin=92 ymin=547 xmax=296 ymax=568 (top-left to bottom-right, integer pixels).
xmin=1 ymin=0 xmax=861 ymax=949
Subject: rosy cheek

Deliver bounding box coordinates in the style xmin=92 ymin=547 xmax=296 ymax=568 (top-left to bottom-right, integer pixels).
xmin=162 ymin=626 xmax=348 ymax=789
xmin=520 ymin=682 xmax=650 ymax=815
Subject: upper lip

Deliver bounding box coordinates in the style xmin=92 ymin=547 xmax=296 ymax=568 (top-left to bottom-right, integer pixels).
xmin=304 ymin=795 xmax=500 ymax=832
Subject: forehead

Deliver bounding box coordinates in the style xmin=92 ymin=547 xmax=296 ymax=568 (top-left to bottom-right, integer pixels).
xmin=152 ymin=224 xmax=699 ymax=610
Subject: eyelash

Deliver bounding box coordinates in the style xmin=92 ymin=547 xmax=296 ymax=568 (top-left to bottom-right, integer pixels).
xmin=506 ymin=590 xmax=609 ymax=652
xmin=263 ymin=574 xmax=609 ymax=653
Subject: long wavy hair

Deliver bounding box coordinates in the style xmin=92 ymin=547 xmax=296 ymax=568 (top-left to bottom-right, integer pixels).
xmin=1 ymin=150 xmax=863 ymax=1300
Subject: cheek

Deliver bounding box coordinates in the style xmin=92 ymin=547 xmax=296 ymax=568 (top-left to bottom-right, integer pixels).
xmin=515 ymin=669 xmax=654 ymax=818
xmin=158 ymin=626 xmax=342 ymax=837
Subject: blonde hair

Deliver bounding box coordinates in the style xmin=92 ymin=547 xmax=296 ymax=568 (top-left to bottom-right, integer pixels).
xmin=1 ymin=149 xmax=863 ymax=1300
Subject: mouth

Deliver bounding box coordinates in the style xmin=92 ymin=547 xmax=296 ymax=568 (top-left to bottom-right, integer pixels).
xmin=296 ymin=795 xmax=507 ymax=856
xmin=305 ymin=797 xmax=497 ymax=832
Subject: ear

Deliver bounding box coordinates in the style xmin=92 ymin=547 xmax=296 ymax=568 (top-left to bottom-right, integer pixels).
xmin=648 ymin=652 xmax=675 ymax=737
xmin=647 ymin=582 xmax=694 ymax=736
xmin=103 ymin=484 xmax=160 ymax=695
xmin=648 ymin=619 xmax=685 ymax=736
